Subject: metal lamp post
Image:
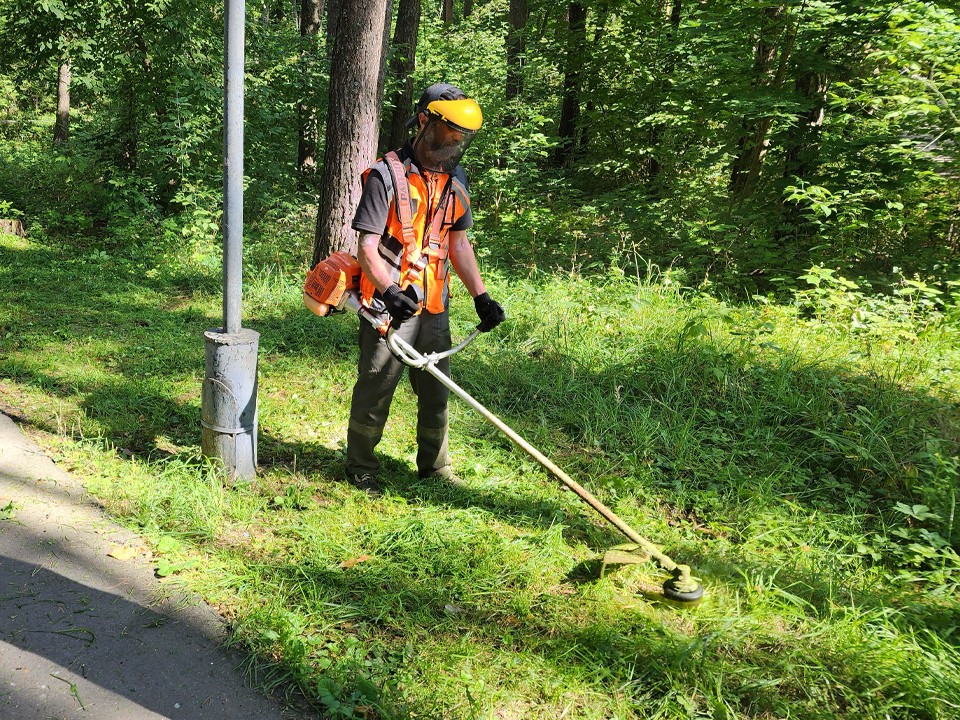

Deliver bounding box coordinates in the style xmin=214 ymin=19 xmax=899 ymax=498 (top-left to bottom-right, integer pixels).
xmin=200 ymin=0 xmax=259 ymax=483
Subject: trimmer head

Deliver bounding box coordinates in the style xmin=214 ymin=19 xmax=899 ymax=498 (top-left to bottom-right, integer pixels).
xmin=600 ymin=547 xmax=703 ymax=605
xmin=662 ymin=566 xmax=704 ymax=606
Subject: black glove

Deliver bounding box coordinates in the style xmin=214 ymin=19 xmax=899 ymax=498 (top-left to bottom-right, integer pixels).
xmin=383 ymin=284 xmax=420 ymax=328
xmin=474 ymin=292 xmax=505 ymax=332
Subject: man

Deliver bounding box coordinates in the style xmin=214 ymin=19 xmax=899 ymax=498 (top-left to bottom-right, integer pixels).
xmin=346 ymin=82 xmax=505 ymax=493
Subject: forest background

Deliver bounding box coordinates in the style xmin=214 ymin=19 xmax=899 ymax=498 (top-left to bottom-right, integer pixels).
xmin=1 ymin=0 xmax=960 ymax=718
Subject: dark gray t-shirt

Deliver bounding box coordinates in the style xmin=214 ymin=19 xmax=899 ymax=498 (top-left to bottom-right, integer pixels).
xmin=352 ymin=152 xmax=473 ymax=236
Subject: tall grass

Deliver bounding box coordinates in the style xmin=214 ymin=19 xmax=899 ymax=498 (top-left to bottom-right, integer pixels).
xmin=2 ymin=196 xmax=959 ymax=717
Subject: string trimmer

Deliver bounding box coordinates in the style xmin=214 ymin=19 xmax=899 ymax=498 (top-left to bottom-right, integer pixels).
xmin=304 ymin=253 xmax=704 ymax=605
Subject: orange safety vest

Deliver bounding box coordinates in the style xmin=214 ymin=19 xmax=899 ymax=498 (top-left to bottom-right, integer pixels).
xmin=359 ymin=151 xmax=470 ymax=315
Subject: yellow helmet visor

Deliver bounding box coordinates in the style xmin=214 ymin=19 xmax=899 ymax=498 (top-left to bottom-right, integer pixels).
xmin=425 ymin=98 xmax=483 ymax=132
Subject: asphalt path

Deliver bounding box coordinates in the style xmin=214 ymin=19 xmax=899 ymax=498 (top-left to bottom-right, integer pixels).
xmin=0 ymin=412 xmax=309 ymax=720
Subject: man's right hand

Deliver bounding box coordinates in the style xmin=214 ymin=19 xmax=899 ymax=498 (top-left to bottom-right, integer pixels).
xmin=383 ymin=284 xmax=420 ymax=327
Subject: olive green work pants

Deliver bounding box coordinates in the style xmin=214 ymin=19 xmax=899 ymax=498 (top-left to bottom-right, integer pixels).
xmin=346 ymin=309 xmax=452 ymax=478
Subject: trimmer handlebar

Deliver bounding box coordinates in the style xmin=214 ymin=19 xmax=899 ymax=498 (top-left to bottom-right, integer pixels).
xmin=340 ymin=290 xmax=481 ymax=362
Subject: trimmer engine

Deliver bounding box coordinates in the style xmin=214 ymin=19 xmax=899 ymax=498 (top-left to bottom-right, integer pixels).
xmin=303 ymin=252 xmax=362 ymax=316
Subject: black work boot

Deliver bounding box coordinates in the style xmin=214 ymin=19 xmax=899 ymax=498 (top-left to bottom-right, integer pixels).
xmin=347 ymin=472 xmax=382 ymax=496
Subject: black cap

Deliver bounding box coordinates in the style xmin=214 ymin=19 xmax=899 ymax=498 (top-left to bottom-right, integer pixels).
xmin=404 ymin=82 xmax=466 ymax=129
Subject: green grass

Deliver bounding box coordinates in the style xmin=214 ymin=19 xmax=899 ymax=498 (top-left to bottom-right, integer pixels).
xmin=2 ymin=188 xmax=960 ymax=717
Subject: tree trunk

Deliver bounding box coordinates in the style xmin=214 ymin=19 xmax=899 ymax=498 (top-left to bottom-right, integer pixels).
xmin=313 ymin=0 xmax=390 ymax=263
xmin=728 ymin=5 xmax=795 ymax=200
xmin=645 ymin=0 xmax=682 ymax=182
xmin=442 ymin=0 xmax=453 ymax=25
xmin=554 ymin=2 xmax=587 ymax=167
xmin=783 ymin=70 xmax=828 ymax=182
xmin=384 ymin=0 xmax=421 ymax=150
xmin=578 ymin=9 xmax=609 ymax=155
xmin=118 ymin=89 xmax=139 ymax=170
xmin=326 ymin=0 xmax=340 ymax=48
xmin=504 ymin=0 xmax=528 ymax=125
xmin=376 ymin=0 xmax=393 ymax=109
xmin=463 ymin=0 xmax=473 ymax=17
xmin=0 ymin=219 xmax=26 ymax=237
xmin=53 ymin=58 xmax=71 ymax=146
xmin=133 ymin=32 xmax=168 ymax=125
xmin=298 ymin=0 xmax=325 ymax=175
xmin=779 ymin=69 xmax=829 ymax=242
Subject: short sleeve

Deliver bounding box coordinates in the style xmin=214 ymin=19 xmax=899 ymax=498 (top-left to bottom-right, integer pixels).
xmin=351 ymin=172 xmax=390 ymax=235
xmin=451 ymin=167 xmax=473 ymax=231
xmin=452 ymin=204 xmax=473 ymax=231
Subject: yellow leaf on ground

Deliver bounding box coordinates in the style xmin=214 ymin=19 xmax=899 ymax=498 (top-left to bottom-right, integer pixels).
xmin=108 ymin=545 xmax=139 ymax=560
xmin=340 ymin=555 xmax=371 ymax=569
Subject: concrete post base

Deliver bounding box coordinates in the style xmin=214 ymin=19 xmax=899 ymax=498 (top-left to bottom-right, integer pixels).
xmin=201 ymin=328 xmax=259 ymax=484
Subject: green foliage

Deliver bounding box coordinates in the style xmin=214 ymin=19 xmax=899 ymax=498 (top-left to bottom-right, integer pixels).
xmin=0 ymin=74 xmax=17 ymax=116
xmin=794 ymin=264 xmax=957 ymax=340
xmin=1 ymin=0 xmax=956 ymax=287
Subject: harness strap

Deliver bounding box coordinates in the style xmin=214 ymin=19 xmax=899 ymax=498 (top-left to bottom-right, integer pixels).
xmin=425 ymin=177 xmax=453 ymax=253
xmin=383 ymin=151 xmax=453 ymax=288
xmin=384 ymin=152 xmax=421 ymax=270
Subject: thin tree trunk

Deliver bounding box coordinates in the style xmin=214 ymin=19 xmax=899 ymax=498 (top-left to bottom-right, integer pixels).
xmin=779 ymin=69 xmax=829 ymax=242
xmin=729 ymin=5 xmax=795 ymax=200
xmin=463 ymin=0 xmax=473 ymax=17
xmin=442 ymin=0 xmax=453 ymax=25
xmin=53 ymin=58 xmax=71 ymax=146
xmin=384 ymin=0 xmax=421 ymax=150
xmin=645 ymin=0 xmax=682 ymax=182
xmin=298 ymin=0 xmax=325 ymax=175
xmin=313 ymin=0 xmax=390 ymax=263
xmin=504 ymin=0 xmax=528 ymax=125
xmin=376 ymin=0 xmax=393 ymax=109
xmin=118 ymin=89 xmax=139 ymax=170
xmin=783 ymin=70 xmax=828 ymax=182
xmin=554 ymin=2 xmax=586 ymax=167
xmin=579 ymin=9 xmax=609 ymax=155
xmin=134 ymin=33 xmax=168 ymax=124
xmin=326 ymin=0 xmax=340 ymax=48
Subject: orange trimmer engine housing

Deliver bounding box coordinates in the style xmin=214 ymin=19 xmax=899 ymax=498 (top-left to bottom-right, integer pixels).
xmin=303 ymin=252 xmax=362 ymax=317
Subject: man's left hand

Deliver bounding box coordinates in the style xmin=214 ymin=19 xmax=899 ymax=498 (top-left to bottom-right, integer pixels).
xmin=474 ymin=293 xmax=505 ymax=332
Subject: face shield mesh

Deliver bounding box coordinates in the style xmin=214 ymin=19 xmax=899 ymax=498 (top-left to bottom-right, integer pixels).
xmin=412 ymin=115 xmax=477 ymax=173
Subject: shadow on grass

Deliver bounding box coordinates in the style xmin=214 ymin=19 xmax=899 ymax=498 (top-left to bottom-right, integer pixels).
xmin=3 ymin=232 xmax=959 ymax=717
xmin=4 ymin=231 xmax=958 ymax=561
xmin=240 ymin=528 xmax=957 ymax=718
